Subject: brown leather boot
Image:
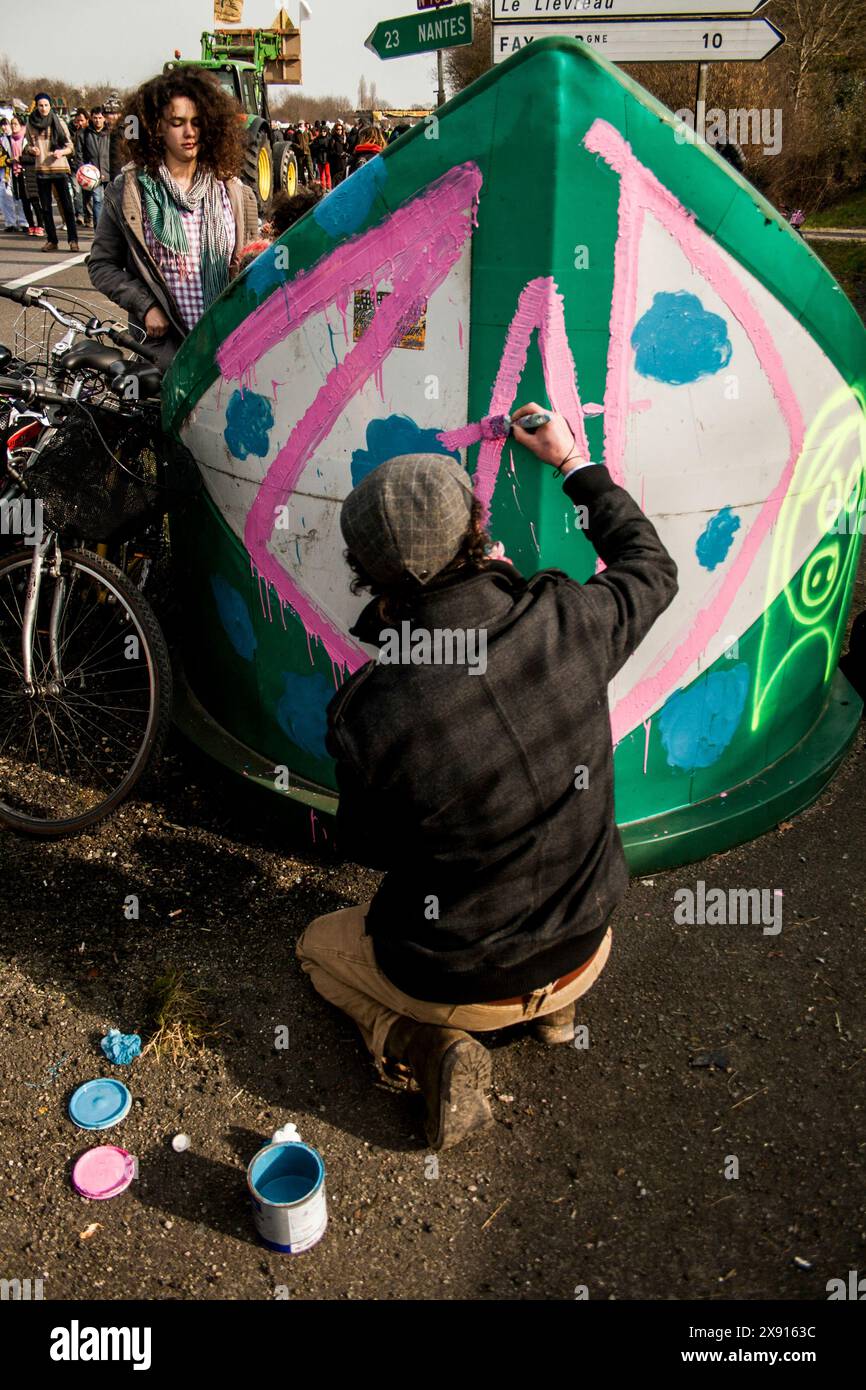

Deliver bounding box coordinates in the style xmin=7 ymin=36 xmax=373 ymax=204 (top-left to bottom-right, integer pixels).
xmin=384 ymin=1017 xmax=493 ymax=1151
xmin=531 ymin=1001 xmax=576 ymax=1045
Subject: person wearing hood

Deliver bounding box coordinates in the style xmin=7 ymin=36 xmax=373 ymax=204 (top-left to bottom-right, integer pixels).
xmin=23 ymin=92 xmax=79 ymax=252
xmin=87 ymin=68 xmax=258 ymax=372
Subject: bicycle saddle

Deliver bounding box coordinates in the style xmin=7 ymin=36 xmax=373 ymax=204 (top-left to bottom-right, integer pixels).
xmin=61 ymin=342 xmax=125 ymax=375
xmin=0 ymin=344 xmax=12 ymax=370
xmin=108 ymin=360 xmax=163 ymax=400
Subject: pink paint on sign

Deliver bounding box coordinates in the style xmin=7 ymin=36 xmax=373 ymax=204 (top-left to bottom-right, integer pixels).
xmin=219 ymin=163 xmax=483 ymax=673
xmin=583 ymin=120 xmax=805 ymax=743
xmin=449 ymin=277 xmax=591 ymax=523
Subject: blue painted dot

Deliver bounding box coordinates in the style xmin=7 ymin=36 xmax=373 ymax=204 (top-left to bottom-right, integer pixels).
xmin=276 ymin=672 xmax=332 ymax=760
xmin=696 ymin=507 xmax=741 ymax=571
xmin=350 ymin=415 xmax=460 ymax=489
xmin=313 ymin=158 xmax=387 ymax=239
xmin=658 ymin=665 xmax=750 ymax=771
xmin=210 ymin=575 xmax=257 ymax=661
xmin=632 ymin=291 xmax=732 ymax=385
xmin=243 ymin=243 xmax=284 ymax=296
xmin=224 ymin=389 xmax=274 ymax=461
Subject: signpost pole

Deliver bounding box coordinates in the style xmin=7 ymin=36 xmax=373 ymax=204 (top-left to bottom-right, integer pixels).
xmin=694 ymin=59 xmax=708 ymax=141
xmin=437 ymin=47 xmax=446 ymax=106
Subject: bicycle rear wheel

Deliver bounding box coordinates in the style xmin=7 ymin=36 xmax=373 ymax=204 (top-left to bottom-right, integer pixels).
xmin=0 ymin=546 xmax=172 ymax=835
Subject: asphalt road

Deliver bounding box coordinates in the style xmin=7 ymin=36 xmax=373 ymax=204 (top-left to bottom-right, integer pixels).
xmin=0 ymin=225 xmax=119 ymax=366
xmin=0 ymin=232 xmax=864 ymax=1304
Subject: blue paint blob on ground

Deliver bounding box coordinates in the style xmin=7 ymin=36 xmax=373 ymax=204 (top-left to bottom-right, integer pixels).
xmin=276 ymin=672 xmax=332 ymax=760
xmin=224 ymin=389 xmax=274 ymax=461
xmin=350 ymin=415 xmax=461 ymax=488
xmin=658 ymin=665 xmax=750 ymax=771
xmin=313 ymin=158 xmax=387 ymax=238
xmin=632 ymin=291 xmax=732 ymax=384
xmin=696 ymin=506 xmax=742 ymax=571
xmin=210 ymin=575 xmax=257 ymax=661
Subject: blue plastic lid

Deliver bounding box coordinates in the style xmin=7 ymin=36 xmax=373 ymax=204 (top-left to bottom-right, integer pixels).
xmin=68 ymin=1078 xmax=132 ymax=1131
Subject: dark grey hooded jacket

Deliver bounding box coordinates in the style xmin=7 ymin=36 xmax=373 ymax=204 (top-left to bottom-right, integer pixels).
xmin=326 ymin=463 xmax=679 ymax=1004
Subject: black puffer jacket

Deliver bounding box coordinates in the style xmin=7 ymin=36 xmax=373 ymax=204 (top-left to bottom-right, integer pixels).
xmin=326 ymin=464 xmax=678 ymax=1004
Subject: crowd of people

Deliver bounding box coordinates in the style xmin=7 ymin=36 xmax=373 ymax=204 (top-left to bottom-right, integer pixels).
xmin=0 ymin=86 xmax=417 ymax=256
xmin=273 ymin=116 xmax=410 ymax=188
xmin=0 ymin=94 xmax=128 ymax=250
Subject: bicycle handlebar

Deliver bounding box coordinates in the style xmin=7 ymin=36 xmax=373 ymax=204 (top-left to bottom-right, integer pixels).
xmin=0 ymin=374 xmax=67 ymax=407
xmin=0 ymin=283 xmax=165 ymax=370
xmin=0 ymin=284 xmax=32 ymax=308
xmin=102 ymin=325 xmax=164 ymax=367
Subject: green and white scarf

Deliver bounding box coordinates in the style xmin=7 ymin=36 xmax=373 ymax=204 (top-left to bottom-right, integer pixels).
xmin=138 ymin=164 xmax=231 ymax=311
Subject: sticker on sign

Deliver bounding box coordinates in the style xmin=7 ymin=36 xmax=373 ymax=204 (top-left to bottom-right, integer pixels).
xmin=492 ymin=17 xmax=785 ymax=63
xmin=493 ymin=1 xmax=770 ymax=17
xmin=418 ymin=0 xmax=455 ymax=9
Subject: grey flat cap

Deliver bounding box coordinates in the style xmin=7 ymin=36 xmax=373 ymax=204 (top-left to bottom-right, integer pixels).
xmin=340 ymin=454 xmax=474 ymax=585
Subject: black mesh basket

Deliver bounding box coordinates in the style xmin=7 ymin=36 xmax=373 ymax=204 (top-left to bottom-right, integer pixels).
xmin=22 ymin=405 xmax=200 ymax=542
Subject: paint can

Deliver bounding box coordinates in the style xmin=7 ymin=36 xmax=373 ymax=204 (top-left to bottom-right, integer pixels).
xmin=247 ymin=1125 xmax=327 ymax=1253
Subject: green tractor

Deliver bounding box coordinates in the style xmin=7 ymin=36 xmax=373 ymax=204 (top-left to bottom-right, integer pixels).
xmin=164 ymin=14 xmax=302 ymax=211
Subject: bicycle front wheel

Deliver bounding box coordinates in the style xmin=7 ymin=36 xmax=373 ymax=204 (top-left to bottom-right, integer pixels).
xmin=0 ymin=546 xmax=172 ymax=836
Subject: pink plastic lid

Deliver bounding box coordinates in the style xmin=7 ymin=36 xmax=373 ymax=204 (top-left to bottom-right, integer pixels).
xmin=72 ymin=1145 xmax=136 ymax=1200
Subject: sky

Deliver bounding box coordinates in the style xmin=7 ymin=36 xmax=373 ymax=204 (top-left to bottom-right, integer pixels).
xmin=2 ymin=0 xmax=444 ymax=108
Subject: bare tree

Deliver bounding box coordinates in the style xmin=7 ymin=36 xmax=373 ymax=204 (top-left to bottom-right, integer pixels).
xmin=271 ymin=92 xmax=356 ymax=123
xmin=443 ymin=1 xmax=491 ymax=95
xmin=782 ymin=0 xmax=866 ymax=109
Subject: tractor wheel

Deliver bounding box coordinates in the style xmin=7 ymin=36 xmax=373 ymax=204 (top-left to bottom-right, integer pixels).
xmin=244 ymin=132 xmax=273 ymax=211
xmin=271 ymin=142 xmax=299 ymax=198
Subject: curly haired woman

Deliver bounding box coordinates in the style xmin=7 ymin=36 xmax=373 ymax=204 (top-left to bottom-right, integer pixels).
xmin=88 ymin=68 xmax=258 ymax=369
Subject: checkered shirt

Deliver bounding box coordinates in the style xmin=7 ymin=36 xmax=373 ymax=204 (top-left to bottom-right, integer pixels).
xmin=142 ymin=181 xmax=234 ymax=332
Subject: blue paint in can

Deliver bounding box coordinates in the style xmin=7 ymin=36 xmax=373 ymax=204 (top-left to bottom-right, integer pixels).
xmin=247 ymin=1134 xmax=327 ymax=1254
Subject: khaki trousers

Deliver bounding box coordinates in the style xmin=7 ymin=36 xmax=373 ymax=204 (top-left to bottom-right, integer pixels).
xmin=296 ymin=902 xmax=612 ymax=1066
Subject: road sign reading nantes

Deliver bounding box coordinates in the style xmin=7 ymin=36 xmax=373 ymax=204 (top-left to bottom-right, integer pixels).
xmin=493 ymin=1 xmax=770 ymax=16
xmin=493 ymin=17 xmax=784 ymax=63
xmin=367 ymin=3 xmax=474 ymax=60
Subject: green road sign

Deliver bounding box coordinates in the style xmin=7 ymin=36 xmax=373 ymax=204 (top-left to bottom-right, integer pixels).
xmin=365 ymin=3 xmax=474 ymax=60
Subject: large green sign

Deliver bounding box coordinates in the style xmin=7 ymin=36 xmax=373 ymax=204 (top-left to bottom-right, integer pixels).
xmin=365 ymin=3 xmax=474 ymax=60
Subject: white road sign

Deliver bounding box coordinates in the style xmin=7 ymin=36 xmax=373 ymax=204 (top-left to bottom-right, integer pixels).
xmin=492 ymin=17 xmax=785 ymax=62
xmin=493 ymin=1 xmax=768 ymax=18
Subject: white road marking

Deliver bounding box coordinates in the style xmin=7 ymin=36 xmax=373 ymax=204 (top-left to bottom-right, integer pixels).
xmin=5 ymin=254 xmax=87 ymax=289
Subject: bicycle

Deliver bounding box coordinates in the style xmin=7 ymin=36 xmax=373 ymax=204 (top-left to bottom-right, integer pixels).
xmin=0 ymin=283 xmax=156 ymax=515
xmin=0 ymin=284 xmax=195 ymax=837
